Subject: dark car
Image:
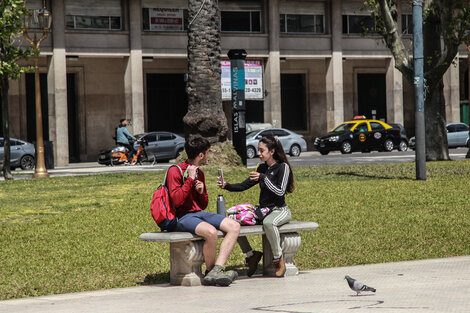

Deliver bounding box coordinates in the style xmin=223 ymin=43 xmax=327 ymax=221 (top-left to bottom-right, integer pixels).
xmin=388 ymin=123 xmax=409 ymax=152
xmin=313 ymin=119 xmax=402 ymax=155
xmin=0 ymin=137 xmax=35 ymax=170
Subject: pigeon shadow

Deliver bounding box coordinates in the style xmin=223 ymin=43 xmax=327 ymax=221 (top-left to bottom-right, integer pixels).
xmin=348 ymin=294 xmax=376 ymax=297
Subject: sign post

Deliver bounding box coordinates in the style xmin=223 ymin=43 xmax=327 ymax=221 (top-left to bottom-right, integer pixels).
xmin=228 ymin=49 xmax=247 ymax=166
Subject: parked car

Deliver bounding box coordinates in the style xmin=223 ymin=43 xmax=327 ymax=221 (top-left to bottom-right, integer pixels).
xmin=0 ymin=137 xmax=35 ymax=170
xmin=134 ymin=131 xmax=185 ymax=162
xmin=388 ymin=123 xmax=409 ymax=151
xmin=313 ymin=118 xmax=402 ymax=155
xmin=409 ymin=122 xmax=469 ymax=150
xmin=246 ymin=128 xmax=307 ymax=159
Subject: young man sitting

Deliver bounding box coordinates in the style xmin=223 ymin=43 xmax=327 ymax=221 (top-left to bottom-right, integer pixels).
xmin=166 ymin=135 xmax=241 ymax=286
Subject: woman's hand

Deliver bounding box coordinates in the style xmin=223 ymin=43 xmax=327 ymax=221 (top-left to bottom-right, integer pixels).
xmin=249 ymin=171 xmax=260 ymax=181
xmin=217 ymin=177 xmax=227 ymax=189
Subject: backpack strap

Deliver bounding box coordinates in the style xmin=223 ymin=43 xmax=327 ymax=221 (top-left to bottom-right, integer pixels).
xmin=163 ymin=164 xmax=185 ymax=187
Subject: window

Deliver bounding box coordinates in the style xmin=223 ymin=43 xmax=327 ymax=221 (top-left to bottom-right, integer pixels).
xmin=143 ymin=133 xmax=157 ymax=142
xmin=355 ymin=123 xmax=369 ymax=132
xmin=272 ymin=129 xmax=290 ymax=137
xmin=259 ymin=130 xmax=274 ymax=137
xmin=66 ymin=16 xmax=121 ymax=30
xmin=142 ymin=8 xmax=188 ymax=31
xmin=280 ymin=14 xmax=324 ymax=34
xmin=446 ymin=125 xmax=457 ymax=133
xmin=343 ymin=15 xmax=376 ymax=34
xmin=159 ymin=133 xmax=174 ymax=141
xmin=456 ymin=124 xmax=469 ymax=132
xmin=370 ymin=122 xmax=384 ymax=130
xmin=402 ymin=14 xmax=413 ymax=34
xmin=65 ymin=0 xmax=122 ymax=30
xmin=221 ymin=11 xmax=261 ymax=32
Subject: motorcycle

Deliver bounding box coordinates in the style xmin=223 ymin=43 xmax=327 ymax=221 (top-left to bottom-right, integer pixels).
xmin=98 ymin=139 xmax=149 ymax=166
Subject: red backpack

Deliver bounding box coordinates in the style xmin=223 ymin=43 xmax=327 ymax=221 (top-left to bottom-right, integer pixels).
xmin=150 ymin=165 xmax=184 ymax=232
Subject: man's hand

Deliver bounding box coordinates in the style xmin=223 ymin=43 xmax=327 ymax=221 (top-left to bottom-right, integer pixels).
xmin=195 ymin=180 xmax=204 ymax=194
xmin=188 ymin=165 xmax=199 ymax=180
xmin=249 ymin=171 xmax=260 ymax=181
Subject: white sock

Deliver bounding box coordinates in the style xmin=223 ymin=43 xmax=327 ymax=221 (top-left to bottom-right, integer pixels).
xmin=246 ymin=250 xmax=254 ymax=258
xmin=273 ymin=255 xmax=282 ymax=260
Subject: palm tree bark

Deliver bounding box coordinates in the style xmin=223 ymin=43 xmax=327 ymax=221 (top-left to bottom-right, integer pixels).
xmin=1 ymin=76 xmax=13 ymax=180
xmin=184 ymin=0 xmax=228 ymax=142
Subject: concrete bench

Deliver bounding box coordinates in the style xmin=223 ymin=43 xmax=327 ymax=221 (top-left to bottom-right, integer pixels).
xmin=139 ymin=221 xmax=319 ymax=286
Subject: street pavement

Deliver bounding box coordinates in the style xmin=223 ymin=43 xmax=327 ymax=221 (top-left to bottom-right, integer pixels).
xmin=1 ymin=256 xmax=469 ymax=313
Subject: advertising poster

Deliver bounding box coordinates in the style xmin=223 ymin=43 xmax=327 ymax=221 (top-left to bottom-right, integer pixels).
xmin=149 ymin=8 xmax=184 ymax=31
xmin=221 ymin=59 xmax=263 ymax=100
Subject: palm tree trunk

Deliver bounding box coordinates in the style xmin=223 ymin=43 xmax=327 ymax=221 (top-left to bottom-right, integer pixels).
xmin=1 ymin=75 xmax=13 ymax=180
xmin=184 ymin=0 xmax=228 ymax=142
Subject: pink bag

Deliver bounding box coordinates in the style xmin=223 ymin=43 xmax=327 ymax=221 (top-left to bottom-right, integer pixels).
xmin=227 ymin=204 xmax=270 ymax=225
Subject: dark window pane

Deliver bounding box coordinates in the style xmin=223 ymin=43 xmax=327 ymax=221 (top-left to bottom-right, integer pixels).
xmin=280 ymin=14 xmax=286 ymax=32
xmin=0 ymin=139 xmax=4 ymax=147
xmin=348 ymin=15 xmax=375 ymax=34
xmin=315 ymin=15 xmax=324 ymax=33
xmin=356 ymin=123 xmax=368 ymax=132
xmin=221 ymin=11 xmax=251 ymax=32
xmin=110 ymin=16 xmax=121 ymax=29
xmin=144 ymin=133 xmax=157 ymax=142
xmin=402 ymin=14 xmax=413 ymax=34
xmin=287 ymin=14 xmax=315 ymax=33
xmin=143 ymin=8 xmax=150 ymax=30
xmin=66 ymin=15 xmax=74 ymax=28
xmin=251 ymin=11 xmax=260 ymax=32
xmin=370 ymin=122 xmax=384 ymax=130
xmin=342 ymin=15 xmax=348 ymax=33
xmin=273 ymin=130 xmax=289 ymax=137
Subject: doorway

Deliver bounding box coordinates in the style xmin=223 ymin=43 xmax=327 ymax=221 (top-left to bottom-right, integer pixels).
xmin=357 ymin=73 xmax=386 ymax=121
xmin=67 ymin=73 xmax=80 ymax=163
xmin=146 ymin=74 xmax=187 ymax=134
xmin=281 ymin=74 xmax=307 ymax=130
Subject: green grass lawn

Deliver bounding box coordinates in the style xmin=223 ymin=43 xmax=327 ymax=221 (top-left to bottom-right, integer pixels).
xmin=1 ymin=160 xmax=470 ymax=299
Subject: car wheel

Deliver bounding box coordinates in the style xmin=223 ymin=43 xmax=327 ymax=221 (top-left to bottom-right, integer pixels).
xmin=289 ymin=144 xmax=301 ymax=157
xmin=340 ymin=141 xmax=352 ymax=154
xmin=384 ymin=139 xmax=394 ymax=152
xmin=20 ymin=155 xmax=35 ymax=170
xmin=246 ymin=146 xmax=256 ymax=159
xmin=398 ymin=140 xmax=408 ymax=152
xmin=319 ymin=150 xmax=329 ymax=155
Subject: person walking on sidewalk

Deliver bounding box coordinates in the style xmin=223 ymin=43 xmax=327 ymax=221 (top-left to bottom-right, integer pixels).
xmin=218 ymin=136 xmax=294 ymax=277
xmin=166 ymin=135 xmax=241 ymax=286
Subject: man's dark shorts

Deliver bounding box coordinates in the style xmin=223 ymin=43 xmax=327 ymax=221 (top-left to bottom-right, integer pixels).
xmin=176 ymin=211 xmax=225 ymax=233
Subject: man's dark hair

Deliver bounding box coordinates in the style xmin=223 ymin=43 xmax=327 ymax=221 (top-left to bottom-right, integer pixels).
xmin=185 ymin=135 xmax=211 ymax=159
xmin=120 ymin=119 xmax=126 ymax=124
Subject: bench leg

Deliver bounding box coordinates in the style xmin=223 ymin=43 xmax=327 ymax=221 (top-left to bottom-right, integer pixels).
xmin=262 ymin=232 xmax=301 ymax=276
xmin=170 ymin=241 xmax=204 ymax=286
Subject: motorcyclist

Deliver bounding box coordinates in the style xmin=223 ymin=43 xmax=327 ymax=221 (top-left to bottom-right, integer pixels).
xmin=116 ymin=119 xmax=138 ymax=163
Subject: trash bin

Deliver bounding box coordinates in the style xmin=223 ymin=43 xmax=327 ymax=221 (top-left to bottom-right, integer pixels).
xmin=34 ymin=141 xmax=54 ymax=170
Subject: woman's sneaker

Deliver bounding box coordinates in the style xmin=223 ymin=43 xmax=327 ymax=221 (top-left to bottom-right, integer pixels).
xmin=203 ymin=265 xmax=233 ymax=286
xmin=246 ymin=251 xmax=263 ymax=277
xmin=272 ymin=255 xmax=286 ymax=277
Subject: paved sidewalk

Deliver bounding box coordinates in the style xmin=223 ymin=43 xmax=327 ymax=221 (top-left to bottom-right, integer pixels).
xmin=1 ymin=256 xmax=469 ymax=313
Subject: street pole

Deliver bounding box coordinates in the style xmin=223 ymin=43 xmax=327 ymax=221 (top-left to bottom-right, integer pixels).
xmin=413 ymin=0 xmax=426 ymax=180
xmin=22 ymin=5 xmax=52 ymax=178
xmin=228 ymin=49 xmax=248 ymax=166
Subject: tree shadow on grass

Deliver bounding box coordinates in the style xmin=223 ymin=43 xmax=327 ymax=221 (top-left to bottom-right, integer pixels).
xmin=333 ymin=172 xmax=412 ymax=180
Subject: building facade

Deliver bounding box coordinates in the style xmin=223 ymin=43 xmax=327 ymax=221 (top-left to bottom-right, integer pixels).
xmin=4 ymin=0 xmax=469 ymax=165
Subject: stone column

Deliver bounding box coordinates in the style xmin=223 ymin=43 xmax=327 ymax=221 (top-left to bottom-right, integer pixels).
xmin=170 ymin=241 xmax=204 ymax=286
xmin=443 ymin=56 xmax=460 ymax=123
xmin=386 ymin=57 xmax=404 ymax=124
xmin=124 ymin=0 xmax=145 ymax=134
xmin=326 ymin=0 xmax=344 ymax=130
xmin=48 ymin=0 xmax=69 ymax=166
xmin=264 ymin=0 xmax=282 ymax=127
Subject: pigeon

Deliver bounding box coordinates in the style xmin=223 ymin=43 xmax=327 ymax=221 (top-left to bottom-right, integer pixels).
xmin=344 ymin=275 xmax=376 ymax=296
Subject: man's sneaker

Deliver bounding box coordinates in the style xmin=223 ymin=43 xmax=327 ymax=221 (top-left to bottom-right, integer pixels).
xmin=272 ymin=255 xmax=286 ymax=277
xmin=246 ymin=251 xmax=263 ymax=277
xmin=203 ymin=265 xmax=233 ymax=286
xmin=225 ymin=270 xmax=238 ymax=282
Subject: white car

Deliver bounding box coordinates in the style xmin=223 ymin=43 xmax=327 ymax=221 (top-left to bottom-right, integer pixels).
xmin=246 ymin=128 xmax=307 ymax=159
xmin=409 ymin=122 xmax=469 ymax=149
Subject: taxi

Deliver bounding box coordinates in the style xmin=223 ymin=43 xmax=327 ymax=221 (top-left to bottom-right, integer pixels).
xmin=313 ymin=116 xmax=402 ymax=155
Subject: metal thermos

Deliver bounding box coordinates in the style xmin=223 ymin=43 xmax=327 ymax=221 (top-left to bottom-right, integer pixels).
xmin=217 ymin=195 xmax=226 ymax=216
